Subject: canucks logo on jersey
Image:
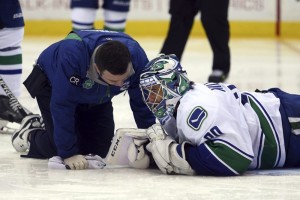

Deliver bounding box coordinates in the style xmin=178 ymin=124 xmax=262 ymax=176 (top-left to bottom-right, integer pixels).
xmin=187 ymin=106 xmax=208 ymax=130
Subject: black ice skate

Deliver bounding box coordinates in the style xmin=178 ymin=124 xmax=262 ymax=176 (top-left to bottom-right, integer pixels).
xmin=0 ymin=95 xmax=24 ymax=123
xmin=208 ymin=70 xmax=228 ymax=83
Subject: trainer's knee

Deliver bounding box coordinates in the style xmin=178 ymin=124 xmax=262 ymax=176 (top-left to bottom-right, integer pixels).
xmin=29 ymin=129 xmax=57 ymax=159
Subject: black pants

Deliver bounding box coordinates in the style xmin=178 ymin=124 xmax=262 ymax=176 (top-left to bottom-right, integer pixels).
xmin=161 ymin=0 xmax=230 ymax=74
xmin=24 ymin=66 xmax=115 ymax=159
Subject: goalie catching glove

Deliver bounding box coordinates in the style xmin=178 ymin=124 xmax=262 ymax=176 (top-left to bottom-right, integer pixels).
xmin=146 ymin=123 xmax=168 ymax=141
xmin=145 ymin=124 xmax=195 ymax=175
xmin=146 ymin=139 xmax=195 ymax=175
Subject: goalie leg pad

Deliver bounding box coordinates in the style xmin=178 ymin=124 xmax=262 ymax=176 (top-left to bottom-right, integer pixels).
xmin=105 ymin=128 xmax=150 ymax=169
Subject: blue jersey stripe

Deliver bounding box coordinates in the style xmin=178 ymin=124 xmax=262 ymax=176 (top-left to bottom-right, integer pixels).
xmin=186 ymin=143 xmax=237 ymax=176
xmin=0 ymin=69 xmax=22 ymax=74
xmin=255 ymin=131 xmax=265 ymax=169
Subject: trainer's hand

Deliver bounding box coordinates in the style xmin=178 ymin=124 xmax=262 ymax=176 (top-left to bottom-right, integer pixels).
xmin=63 ymin=154 xmax=88 ymax=170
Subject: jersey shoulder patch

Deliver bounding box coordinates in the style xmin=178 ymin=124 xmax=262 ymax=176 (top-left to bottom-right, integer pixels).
xmin=179 ymin=86 xmax=217 ymax=133
xmin=187 ymin=106 xmax=208 ymax=130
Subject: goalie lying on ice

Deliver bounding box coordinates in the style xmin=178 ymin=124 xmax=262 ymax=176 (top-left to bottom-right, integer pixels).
xmin=46 ymin=54 xmax=300 ymax=175
xmin=139 ymin=54 xmax=300 ymax=176
xmin=47 ymin=126 xmax=193 ymax=172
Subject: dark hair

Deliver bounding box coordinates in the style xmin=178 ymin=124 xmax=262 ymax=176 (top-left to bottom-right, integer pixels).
xmin=95 ymin=40 xmax=131 ymax=75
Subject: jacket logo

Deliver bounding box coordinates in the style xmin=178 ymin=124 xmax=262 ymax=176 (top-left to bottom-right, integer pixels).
xmin=83 ymin=79 xmax=94 ymax=89
xmin=69 ymin=75 xmax=81 ymax=86
xmin=187 ymin=106 xmax=207 ymax=130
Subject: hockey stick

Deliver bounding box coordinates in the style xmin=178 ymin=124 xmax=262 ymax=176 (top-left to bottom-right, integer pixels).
xmin=0 ymin=75 xmax=29 ymax=118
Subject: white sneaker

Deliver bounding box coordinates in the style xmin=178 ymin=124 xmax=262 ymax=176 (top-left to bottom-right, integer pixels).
xmin=0 ymin=119 xmax=20 ymax=134
xmin=11 ymin=114 xmax=44 ymax=152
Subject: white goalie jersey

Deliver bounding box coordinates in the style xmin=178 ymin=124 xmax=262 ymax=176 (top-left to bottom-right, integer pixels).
xmin=175 ymin=83 xmax=286 ymax=173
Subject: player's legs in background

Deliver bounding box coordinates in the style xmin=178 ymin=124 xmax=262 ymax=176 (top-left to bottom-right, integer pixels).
xmin=200 ymin=0 xmax=230 ymax=82
xmin=70 ymin=0 xmax=98 ymax=30
xmin=0 ymin=28 xmax=23 ymax=96
xmin=71 ymin=0 xmax=130 ymax=32
xmin=0 ymin=0 xmax=24 ymax=97
xmin=102 ymin=0 xmax=130 ymax=32
xmin=160 ymin=0 xmax=198 ymax=61
xmin=0 ymin=0 xmax=25 ymax=128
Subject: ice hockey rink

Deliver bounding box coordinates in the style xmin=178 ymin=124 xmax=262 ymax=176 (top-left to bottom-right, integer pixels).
xmin=1 ymin=36 xmax=300 ymax=199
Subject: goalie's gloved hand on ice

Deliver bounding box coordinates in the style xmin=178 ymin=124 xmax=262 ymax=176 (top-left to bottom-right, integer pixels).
xmin=146 ymin=137 xmax=195 ymax=175
xmin=48 ymin=154 xmax=106 ymax=170
xmin=146 ymin=123 xmax=168 ymax=142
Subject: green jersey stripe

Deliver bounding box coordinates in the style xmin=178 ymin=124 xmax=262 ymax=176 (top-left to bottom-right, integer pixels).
xmin=249 ymin=97 xmax=278 ymax=169
xmin=0 ymin=54 xmax=22 ymax=65
xmin=206 ymin=140 xmax=252 ymax=174
xmin=290 ymin=122 xmax=300 ymax=130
